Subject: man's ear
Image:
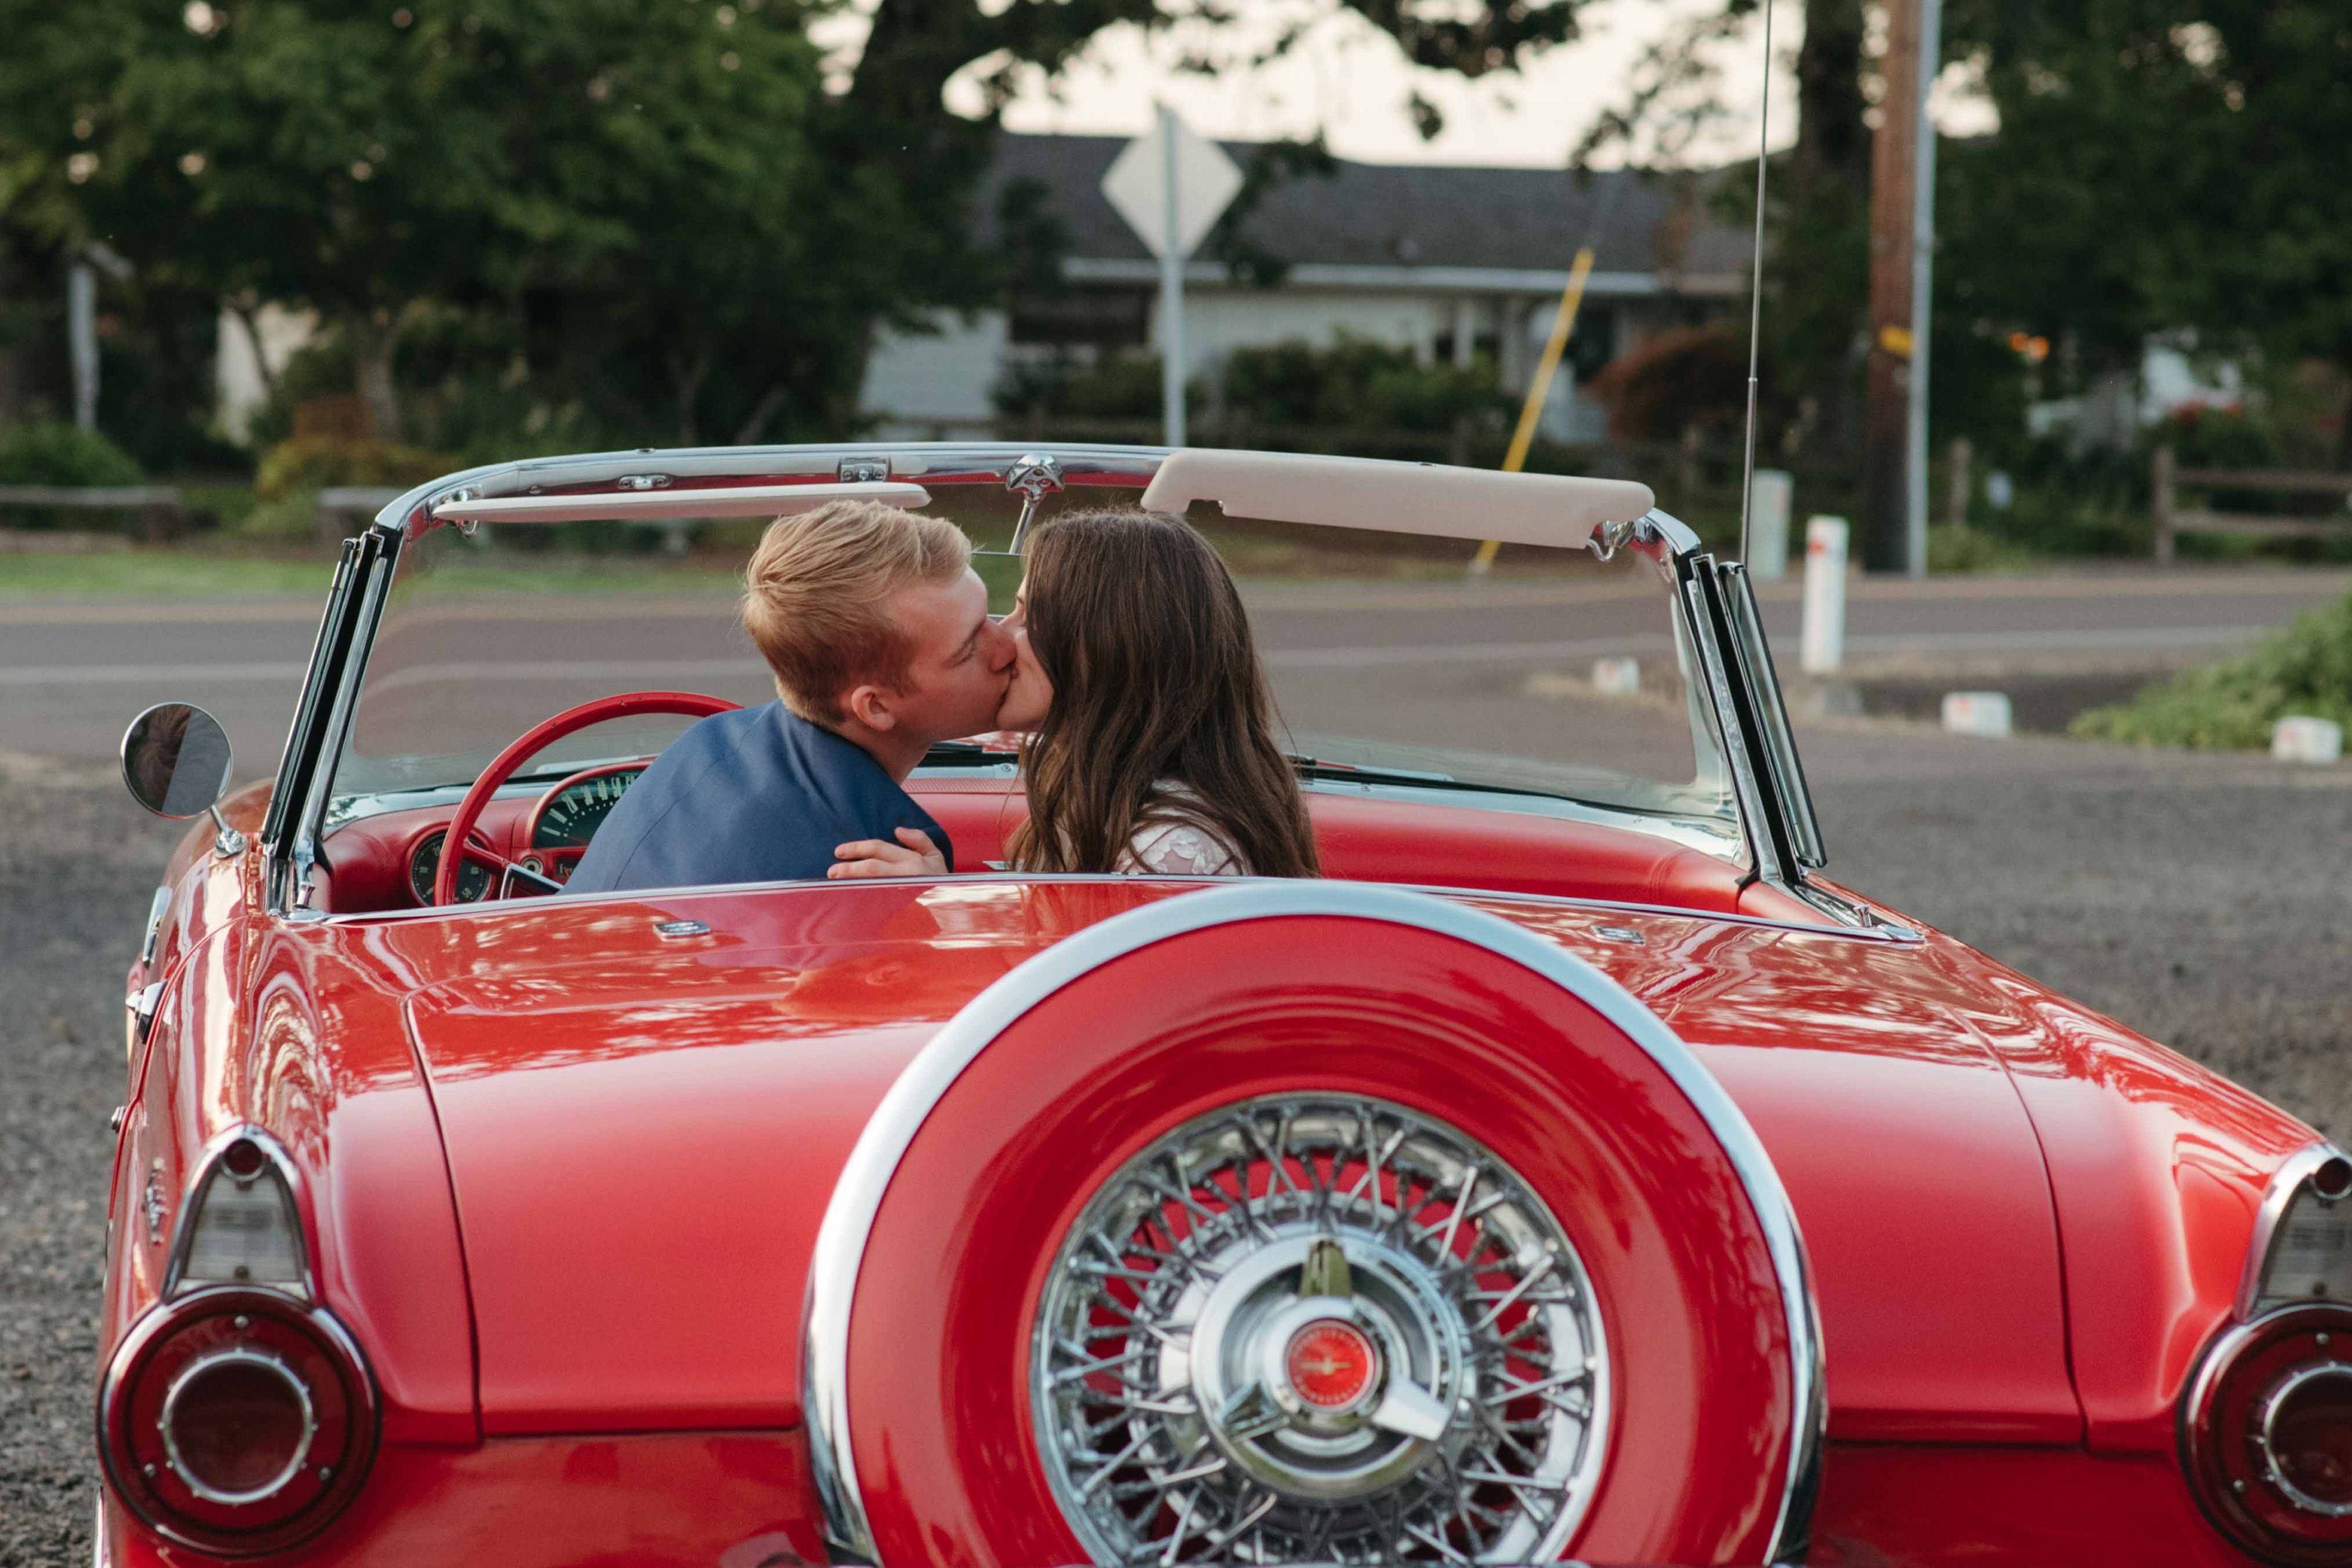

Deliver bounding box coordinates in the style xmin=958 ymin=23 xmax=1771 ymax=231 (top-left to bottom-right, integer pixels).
xmin=841 ymin=683 xmax=898 ymax=733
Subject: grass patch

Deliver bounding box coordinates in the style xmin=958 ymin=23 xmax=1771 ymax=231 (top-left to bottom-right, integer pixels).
xmin=2072 ymin=591 xmax=2352 ymax=750
xmin=0 ymin=544 xmax=753 ymax=599
xmin=0 ymin=550 xmax=342 ymax=598
xmin=1927 ymin=524 xmax=2043 ymax=574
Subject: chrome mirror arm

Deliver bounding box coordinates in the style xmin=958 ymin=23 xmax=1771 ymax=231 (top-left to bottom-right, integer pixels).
xmin=1005 ymin=453 xmax=1066 ymax=556
xmin=207 ymin=805 xmax=245 ymax=858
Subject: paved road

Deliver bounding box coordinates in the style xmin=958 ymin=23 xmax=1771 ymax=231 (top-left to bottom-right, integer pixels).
xmin=3 ymin=566 xmax=2346 ymax=774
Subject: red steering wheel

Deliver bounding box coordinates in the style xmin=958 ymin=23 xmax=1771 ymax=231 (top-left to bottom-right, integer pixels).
xmin=433 ymin=691 xmax=740 ymax=906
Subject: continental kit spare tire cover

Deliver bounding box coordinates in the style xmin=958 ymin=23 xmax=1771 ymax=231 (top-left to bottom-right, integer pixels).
xmin=804 ymin=883 xmax=1822 ymax=1567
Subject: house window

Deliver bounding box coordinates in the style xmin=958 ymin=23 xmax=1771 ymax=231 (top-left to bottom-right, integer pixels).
xmin=1008 ymin=288 xmax=1150 ymax=351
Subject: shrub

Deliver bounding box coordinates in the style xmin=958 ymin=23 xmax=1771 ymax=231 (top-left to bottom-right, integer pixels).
xmin=254 ymin=436 xmax=456 ymax=502
xmin=995 ymin=350 xmax=1182 ymax=423
xmin=2072 ymin=593 xmax=2352 ymax=750
xmin=0 ymin=423 xmax=149 ymax=530
xmin=1221 ymin=336 xmax=1508 ymax=434
xmin=0 ymin=423 xmax=144 ymax=489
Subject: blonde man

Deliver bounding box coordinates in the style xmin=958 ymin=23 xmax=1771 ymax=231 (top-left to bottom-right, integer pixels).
xmin=566 ymin=500 xmax=1014 ymax=894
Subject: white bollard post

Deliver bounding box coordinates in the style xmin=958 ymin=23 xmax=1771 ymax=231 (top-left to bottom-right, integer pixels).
xmin=1800 ymin=515 xmax=1848 ymax=674
xmin=2271 ymin=716 xmax=2344 ymax=765
xmin=1591 ymin=657 xmax=1641 ymax=696
xmin=1941 ymin=691 xmax=2013 ymax=738
xmin=1748 ymin=469 xmax=1794 ymax=581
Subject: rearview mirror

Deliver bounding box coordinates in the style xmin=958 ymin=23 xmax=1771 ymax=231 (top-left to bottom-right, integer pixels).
xmin=121 ymin=703 xmax=242 ymax=853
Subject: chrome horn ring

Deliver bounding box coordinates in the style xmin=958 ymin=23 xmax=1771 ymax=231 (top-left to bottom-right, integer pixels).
xmin=1033 ymin=1095 xmax=1608 ymax=1564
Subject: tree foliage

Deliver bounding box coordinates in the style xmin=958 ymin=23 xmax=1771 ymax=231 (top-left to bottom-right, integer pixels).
xmin=1945 ymin=0 xmax=2352 ymax=400
xmin=2 ymin=0 xmax=1608 ymax=453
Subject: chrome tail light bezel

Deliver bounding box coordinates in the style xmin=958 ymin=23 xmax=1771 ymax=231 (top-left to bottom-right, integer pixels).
xmin=162 ymin=1125 xmax=318 ymax=1302
xmin=98 ymin=1285 xmax=379 ymax=1557
xmin=2184 ymin=1138 xmax=2352 ymax=1567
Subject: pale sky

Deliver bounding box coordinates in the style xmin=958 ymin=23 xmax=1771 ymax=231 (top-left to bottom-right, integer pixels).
xmin=814 ymin=0 xmax=1800 ymax=171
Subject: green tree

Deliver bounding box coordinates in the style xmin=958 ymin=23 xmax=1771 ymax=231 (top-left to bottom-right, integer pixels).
xmin=1943 ymin=0 xmax=2352 ymax=459
xmin=5 ymin=0 xmax=1620 ymax=450
xmin=0 ymin=0 xmax=833 ymax=442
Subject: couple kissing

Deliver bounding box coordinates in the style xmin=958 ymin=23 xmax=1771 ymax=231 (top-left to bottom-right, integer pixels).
xmin=564 ymin=499 xmax=1319 ymax=895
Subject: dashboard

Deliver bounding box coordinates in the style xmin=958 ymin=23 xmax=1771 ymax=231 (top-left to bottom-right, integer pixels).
xmin=400 ymin=767 xmax=647 ymax=905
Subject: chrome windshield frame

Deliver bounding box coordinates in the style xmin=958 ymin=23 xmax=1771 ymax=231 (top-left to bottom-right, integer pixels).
xmin=262 ymin=446 xmax=1852 ymax=926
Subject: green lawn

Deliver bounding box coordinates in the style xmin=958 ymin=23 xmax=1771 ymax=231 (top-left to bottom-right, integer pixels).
xmin=0 ymin=550 xmax=341 ymax=598
xmin=0 ymin=546 xmax=754 ymax=599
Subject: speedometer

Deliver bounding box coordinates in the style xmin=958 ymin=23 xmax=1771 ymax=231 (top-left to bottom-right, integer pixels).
xmin=534 ymin=768 xmax=643 ymax=848
xmin=409 ymin=830 xmax=493 ymax=904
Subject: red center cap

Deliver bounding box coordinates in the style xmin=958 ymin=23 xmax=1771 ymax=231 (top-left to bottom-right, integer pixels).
xmin=1285 ymin=1319 xmax=1378 ymax=1410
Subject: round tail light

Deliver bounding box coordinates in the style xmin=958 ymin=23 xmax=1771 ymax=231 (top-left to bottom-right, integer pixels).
xmin=2184 ymin=1302 xmax=2352 ymax=1563
xmin=99 ymin=1287 xmax=376 ymax=1557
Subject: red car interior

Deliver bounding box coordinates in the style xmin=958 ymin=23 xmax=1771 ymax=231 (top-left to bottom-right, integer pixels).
xmin=316 ymin=771 xmax=1767 ymax=917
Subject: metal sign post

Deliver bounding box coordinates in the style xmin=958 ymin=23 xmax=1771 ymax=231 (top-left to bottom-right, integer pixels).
xmin=1159 ymin=106 xmax=1187 ymax=447
xmin=1904 ymin=0 xmax=1945 ymax=580
xmin=1102 ymin=106 xmax=1244 ymax=451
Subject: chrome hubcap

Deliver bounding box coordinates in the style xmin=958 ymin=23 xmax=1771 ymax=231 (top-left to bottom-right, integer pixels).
xmin=1033 ymin=1095 xmax=1608 ymax=1564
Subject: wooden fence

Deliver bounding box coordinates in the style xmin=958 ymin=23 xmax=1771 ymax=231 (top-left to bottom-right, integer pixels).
xmin=2152 ymin=444 xmax=2352 ymax=561
xmin=0 ymin=484 xmax=186 ymax=540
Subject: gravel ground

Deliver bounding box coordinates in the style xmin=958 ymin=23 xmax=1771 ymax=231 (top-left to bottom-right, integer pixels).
xmin=1 ymin=758 xmax=183 ymax=1566
xmin=2 ymin=748 xmax=2347 ymax=1563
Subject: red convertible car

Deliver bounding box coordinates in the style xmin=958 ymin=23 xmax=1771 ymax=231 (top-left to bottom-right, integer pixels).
xmin=100 ymin=443 xmax=2352 ymax=1567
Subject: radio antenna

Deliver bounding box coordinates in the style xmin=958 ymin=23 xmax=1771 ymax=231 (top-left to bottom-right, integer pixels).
xmin=1736 ymin=0 xmax=1776 ymax=564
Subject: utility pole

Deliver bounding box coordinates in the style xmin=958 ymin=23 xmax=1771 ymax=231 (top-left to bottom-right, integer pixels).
xmin=1863 ymin=0 xmax=1937 ymax=574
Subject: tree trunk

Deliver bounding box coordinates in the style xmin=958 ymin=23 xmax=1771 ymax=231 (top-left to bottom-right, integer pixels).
xmin=734 ymin=383 xmax=789 ymax=446
xmin=1860 ymin=0 xmax=1923 ymax=573
xmin=349 ymin=310 xmax=403 ymax=442
xmin=1763 ymin=0 xmax=1872 ymax=469
xmin=230 ymin=301 xmax=279 ymax=406
xmin=670 ymin=347 xmax=713 ymax=446
xmin=1793 ymin=0 xmax=1868 ymax=191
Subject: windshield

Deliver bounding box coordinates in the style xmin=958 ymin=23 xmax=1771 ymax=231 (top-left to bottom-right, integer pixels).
xmin=326 ymin=477 xmax=1735 ymax=840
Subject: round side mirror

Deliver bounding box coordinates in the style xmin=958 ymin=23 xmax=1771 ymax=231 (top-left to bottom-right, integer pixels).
xmin=121 ymin=703 xmax=235 ymax=821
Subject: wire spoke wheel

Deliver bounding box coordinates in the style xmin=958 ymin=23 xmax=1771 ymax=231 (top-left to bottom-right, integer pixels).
xmin=1033 ymin=1095 xmax=1608 ymax=1565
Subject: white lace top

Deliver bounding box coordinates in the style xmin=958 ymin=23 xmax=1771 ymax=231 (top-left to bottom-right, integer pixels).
xmin=1115 ymin=781 xmax=1248 ymax=876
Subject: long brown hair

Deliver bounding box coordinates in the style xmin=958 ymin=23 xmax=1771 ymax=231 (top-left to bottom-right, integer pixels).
xmin=1006 ymin=509 xmax=1319 ymax=878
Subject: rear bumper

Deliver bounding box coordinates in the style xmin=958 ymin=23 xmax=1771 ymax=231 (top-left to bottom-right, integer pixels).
xmin=98 ymin=1435 xmax=2256 ymax=1567
xmin=99 ymin=1431 xmax=819 ymax=1567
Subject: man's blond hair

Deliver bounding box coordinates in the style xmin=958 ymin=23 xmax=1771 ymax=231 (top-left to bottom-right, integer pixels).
xmin=741 ymin=500 xmax=972 ymax=725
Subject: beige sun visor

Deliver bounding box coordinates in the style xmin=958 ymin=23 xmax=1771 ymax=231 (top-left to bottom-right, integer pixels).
xmin=1139 ymin=450 xmax=1655 ymax=551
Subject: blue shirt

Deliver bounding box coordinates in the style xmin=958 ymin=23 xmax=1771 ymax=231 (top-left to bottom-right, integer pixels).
xmin=563 ymin=701 xmax=953 ymax=894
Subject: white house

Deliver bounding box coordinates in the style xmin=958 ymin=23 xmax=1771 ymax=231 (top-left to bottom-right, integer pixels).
xmin=861 ymin=133 xmax=1755 ymax=444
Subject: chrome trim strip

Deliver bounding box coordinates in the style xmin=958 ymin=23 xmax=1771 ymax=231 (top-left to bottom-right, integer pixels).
xmin=138 ymin=884 xmax=172 ymax=969
xmin=160 ymin=1124 xmax=316 ymax=1305
xmin=2236 ymin=1141 xmax=2352 ymax=1320
xmin=1676 ymin=558 xmax=1785 ymax=884
xmin=284 ymin=532 xmax=395 ymax=913
xmin=1720 ymin=562 xmax=1826 ymax=870
xmin=259 ymin=536 xmax=362 ymax=858
xmin=1635 ymin=506 xmax=1705 ymax=559
xmin=802 ymin=881 xmax=1825 ymax=1566
xmin=309 ymin=869 xmax=1926 ymax=945
xmin=368 ymin=442 xmax=1174 ymax=543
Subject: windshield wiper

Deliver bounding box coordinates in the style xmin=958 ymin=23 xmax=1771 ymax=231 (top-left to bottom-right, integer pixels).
xmin=1289 ymin=756 xmax=1561 ymax=799
xmin=921 ymin=740 xmax=1021 ymax=764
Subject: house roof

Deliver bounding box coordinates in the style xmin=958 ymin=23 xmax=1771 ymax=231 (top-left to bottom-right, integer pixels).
xmin=979 ymin=133 xmax=1752 ymax=294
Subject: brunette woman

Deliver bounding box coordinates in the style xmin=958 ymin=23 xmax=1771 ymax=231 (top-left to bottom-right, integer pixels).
xmin=830 ymin=508 xmax=1319 ymax=879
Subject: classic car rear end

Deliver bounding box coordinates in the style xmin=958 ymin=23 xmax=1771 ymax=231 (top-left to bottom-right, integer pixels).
xmin=98 ymin=444 xmax=2352 ymax=1567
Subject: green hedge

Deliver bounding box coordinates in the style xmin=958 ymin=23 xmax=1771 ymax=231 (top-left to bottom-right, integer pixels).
xmin=2072 ymin=593 xmax=2352 ymax=750
xmin=0 ymin=423 xmax=144 ymax=489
